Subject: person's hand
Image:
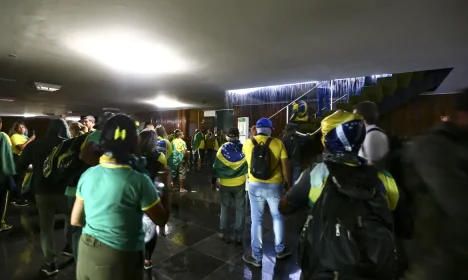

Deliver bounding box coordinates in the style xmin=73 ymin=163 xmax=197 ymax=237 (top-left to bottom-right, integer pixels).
xmin=30 ymin=134 xmax=36 ymax=141
xmin=283 ymin=182 xmax=290 ymax=191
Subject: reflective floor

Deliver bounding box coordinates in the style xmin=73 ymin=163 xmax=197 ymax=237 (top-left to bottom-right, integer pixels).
xmin=0 ymin=168 xmax=306 ymax=280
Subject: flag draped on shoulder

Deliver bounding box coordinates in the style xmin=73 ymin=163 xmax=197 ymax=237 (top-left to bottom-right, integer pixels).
xmin=213 ymin=141 xmax=247 ymax=179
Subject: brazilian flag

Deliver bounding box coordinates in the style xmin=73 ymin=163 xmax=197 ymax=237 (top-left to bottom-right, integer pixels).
xmin=213 ymin=141 xmax=247 ymax=179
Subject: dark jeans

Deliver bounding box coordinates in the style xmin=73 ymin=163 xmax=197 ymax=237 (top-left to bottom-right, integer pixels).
xmin=12 ymin=154 xmax=25 ymax=200
xmin=77 ymin=234 xmax=144 ymax=280
xmin=145 ymin=234 xmax=157 ymax=261
xmin=219 ymin=184 xmax=246 ymax=237
xmin=291 ymin=163 xmax=302 ymax=184
xmin=68 ymin=196 xmax=82 ymax=261
xmin=206 ymin=149 xmax=214 ymax=168
xmin=36 ymin=194 xmax=70 ymax=264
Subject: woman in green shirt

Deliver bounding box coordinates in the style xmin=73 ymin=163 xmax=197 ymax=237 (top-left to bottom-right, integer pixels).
xmin=71 ymin=114 xmax=170 ymax=280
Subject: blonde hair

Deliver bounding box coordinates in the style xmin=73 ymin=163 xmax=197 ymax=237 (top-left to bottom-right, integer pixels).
xmin=69 ymin=122 xmax=87 ymax=137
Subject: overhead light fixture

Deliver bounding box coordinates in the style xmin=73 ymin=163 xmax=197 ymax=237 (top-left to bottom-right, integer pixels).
xmin=35 ymin=82 xmax=61 ymax=92
xmin=146 ymin=96 xmax=189 ymax=108
xmin=66 ymin=116 xmax=81 ymax=122
xmin=66 ymin=31 xmax=192 ymax=75
xmin=227 ymin=81 xmax=320 ymax=95
xmin=0 ymin=98 xmax=14 ymax=102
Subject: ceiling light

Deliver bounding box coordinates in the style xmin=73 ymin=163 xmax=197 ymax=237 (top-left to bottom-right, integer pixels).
xmin=0 ymin=98 xmax=14 ymax=102
xmin=147 ymin=96 xmax=189 ymax=108
xmin=66 ymin=31 xmax=192 ymax=75
xmin=227 ymin=81 xmax=319 ymax=95
xmin=66 ymin=116 xmax=81 ymax=122
xmin=35 ymin=82 xmax=61 ymax=92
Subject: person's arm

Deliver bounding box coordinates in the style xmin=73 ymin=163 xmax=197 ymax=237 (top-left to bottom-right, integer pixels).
xmin=79 ymin=141 xmax=101 ymax=166
xmin=12 ymin=134 xmax=35 ymax=152
xmin=411 ymin=135 xmax=468 ymax=219
xmin=279 ymin=142 xmax=291 ymax=188
xmin=141 ymin=175 xmax=169 ymax=226
xmin=71 ymin=198 xmax=85 ymax=227
xmin=279 ymin=168 xmax=311 ymax=215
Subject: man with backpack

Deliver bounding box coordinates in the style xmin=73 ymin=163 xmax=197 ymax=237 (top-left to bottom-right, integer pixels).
xmin=17 ymin=118 xmax=72 ymax=276
xmin=242 ymin=118 xmax=292 ymax=267
xmin=403 ymin=92 xmax=468 ymax=280
xmin=279 ymin=111 xmax=400 ymax=280
xmin=353 ymin=101 xmax=389 ymax=165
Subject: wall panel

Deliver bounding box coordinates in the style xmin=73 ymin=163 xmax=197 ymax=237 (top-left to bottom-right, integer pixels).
xmin=380 ymin=93 xmax=458 ymax=138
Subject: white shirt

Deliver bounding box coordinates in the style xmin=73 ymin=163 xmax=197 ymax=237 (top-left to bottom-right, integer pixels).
xmin=358 ymin=125 xmax=389 ymax=163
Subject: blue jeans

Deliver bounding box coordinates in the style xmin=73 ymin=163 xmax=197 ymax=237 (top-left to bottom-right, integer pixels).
xmin=248 ymin=182 xmax=285 ymax=261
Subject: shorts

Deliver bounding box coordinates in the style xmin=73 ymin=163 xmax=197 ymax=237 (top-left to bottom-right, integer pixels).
xmin=178 ymin=162 xmax=188 ymax=180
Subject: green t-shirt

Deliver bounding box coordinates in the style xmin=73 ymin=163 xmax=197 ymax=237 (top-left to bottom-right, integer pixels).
xmin=86 ymin=130 xmax=102 ymax=144
xmin=76 ymin=162 xmax=160 ymax=251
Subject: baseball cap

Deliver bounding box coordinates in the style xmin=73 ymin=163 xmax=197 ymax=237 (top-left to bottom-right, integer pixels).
xmin=227 ymin=127 xmax=240 ymax=138
xmin=256 ymin=118 xmax=274 ymax=129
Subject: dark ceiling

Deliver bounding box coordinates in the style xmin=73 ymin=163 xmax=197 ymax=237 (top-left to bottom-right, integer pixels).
xmin=0 ymin=0 xmax=466 ymax=116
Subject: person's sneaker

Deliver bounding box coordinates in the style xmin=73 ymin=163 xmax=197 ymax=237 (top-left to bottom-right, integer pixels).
xmin=243 ymin=254 xmax=262 ymax=267
xmin=61 ymin=246 xmax=73 ymax=257
xmin=40 ymin=263 xmax=58 ymax=276
xmin=276 ymin=246 xmax=292 ymax=260
xmin=11 ymin=199 xmax=28 ymax=207
xmin=144 ymin=260 xmax=153 ymax=270
xmin=218 ymin=232 xmax=231 ymax=243
xmin=0 ymin=223 xmax=12 ymax=232
xmin=235 ymin=236 xmax=242 ymax=245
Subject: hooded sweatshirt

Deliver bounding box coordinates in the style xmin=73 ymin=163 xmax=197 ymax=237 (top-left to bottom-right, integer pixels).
xmin=18 ymin=119 xmax=70 ymax=195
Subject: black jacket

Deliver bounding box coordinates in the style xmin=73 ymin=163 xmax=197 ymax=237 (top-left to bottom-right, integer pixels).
xmin=18 ymin=119 xmax=70 ymax=195
xmin=404 ymin=122 xmax=468 ymax=279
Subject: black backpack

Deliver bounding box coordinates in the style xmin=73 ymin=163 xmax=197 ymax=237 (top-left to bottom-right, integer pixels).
xmin=43 ymin=133 xmax=89 ymax=188
xmin=250 ymin=137 xmax=273 ymax=180
xmin=299 ymin=161 xmax=397 ymax=280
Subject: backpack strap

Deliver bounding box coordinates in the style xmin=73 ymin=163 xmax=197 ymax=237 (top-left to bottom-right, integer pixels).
xmin=251 ymin=137 xmax=259 ymax=146
xmin=264 ymin=137 xmax=273 ymax=148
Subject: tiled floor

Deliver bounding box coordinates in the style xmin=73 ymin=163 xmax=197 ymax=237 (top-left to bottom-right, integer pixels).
xmin=0 ymin=168 xmax=307 ymax=280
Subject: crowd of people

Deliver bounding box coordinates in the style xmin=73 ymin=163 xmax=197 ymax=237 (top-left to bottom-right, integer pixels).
xmin=0 ymin=90 xmax=468 ymax=279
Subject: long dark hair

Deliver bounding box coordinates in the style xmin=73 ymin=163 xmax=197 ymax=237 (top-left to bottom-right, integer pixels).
xmin=138 ymin=130 xmax=159 ymax=156
xmin=100 ymin=114 xmax=138 ymax=164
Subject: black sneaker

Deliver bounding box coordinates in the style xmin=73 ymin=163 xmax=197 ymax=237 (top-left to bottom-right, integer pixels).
xmin=11 ymin=199 xmax=28 ymax=207
xmin=276 ymin=246 xmax=292 ymax=260
xmin=243 ymin=254 xmax=262 ymax=267
xmin=235 ymin=236 xmax=242 ymax=245
xmin=61 ymin=246 xmax=73 ymax=257
xmin=40 ymin=263 xmax=58 ymax=276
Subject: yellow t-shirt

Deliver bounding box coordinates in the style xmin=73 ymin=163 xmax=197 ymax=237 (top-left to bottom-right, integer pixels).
xmin=157 ymin=152 xmax=168 ymax=167
xmin=10 ymin=133 xmax=28 ymax=155
xmin=1 ymin=132 xmax=11 ymax=146
xmin=243 ymin=135 xmax=288 ymax=184
xmin=158 ymin=136 xmax=173 ymax=161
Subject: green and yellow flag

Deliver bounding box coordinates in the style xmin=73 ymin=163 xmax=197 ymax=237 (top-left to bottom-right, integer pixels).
xmin=213 ymin=141 xmax=247 ymax=180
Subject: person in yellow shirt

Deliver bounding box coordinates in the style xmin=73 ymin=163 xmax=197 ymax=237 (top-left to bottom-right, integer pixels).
xmin=242 ymin=118 xmax=292 ymax=267
xmin=9 ymin=121 xmax=33 ymax=206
